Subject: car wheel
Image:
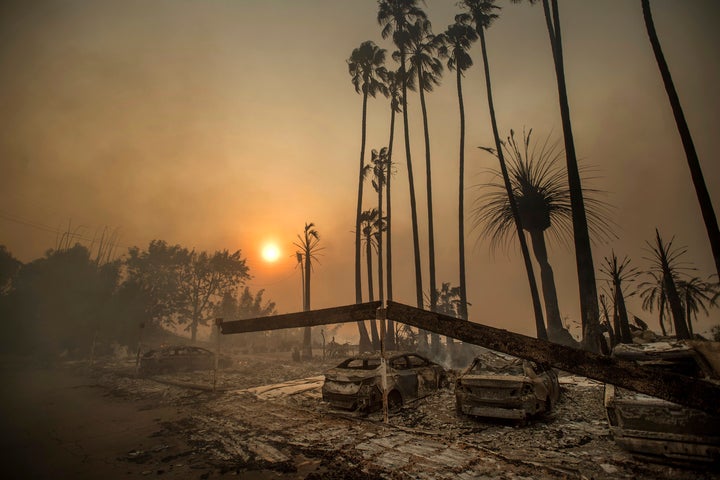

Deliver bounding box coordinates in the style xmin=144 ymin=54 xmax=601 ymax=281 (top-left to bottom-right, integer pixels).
xmin=387 ymin=390 xmax=402 ymax=412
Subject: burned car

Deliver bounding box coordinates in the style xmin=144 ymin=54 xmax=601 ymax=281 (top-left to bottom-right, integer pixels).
xmin=321 ymin=351 xmax=447 ymax=412
xmin=139 ymin=345 xmax=232 ymax=375
xmin=455 ymin=352 xmax=560 ymax=421
xmin=604 ymin=341 xmax=720 ymax=466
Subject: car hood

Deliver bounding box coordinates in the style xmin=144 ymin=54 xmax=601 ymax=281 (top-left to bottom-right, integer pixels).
xmin=324 ymin=367 xmax=383 ymax=383
xmin=459 ymin=374 xmax=530 ymax=389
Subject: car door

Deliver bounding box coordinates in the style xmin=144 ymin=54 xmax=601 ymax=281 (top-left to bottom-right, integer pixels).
xmin=407 ymin=354 xmax=436 ymax=398
xmin=389 ymin=355 xmax=418 ymax=400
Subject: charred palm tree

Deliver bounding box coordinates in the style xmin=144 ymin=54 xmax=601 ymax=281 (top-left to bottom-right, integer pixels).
xmin=459 ymin=0 xmax=547 ymax=341
xmin=512 ymin=0 xmax=602 ymax=351
xmin=677 ymin=276 xmax=716 ymax=337
xmin=641 ymin=0 xmax=720 ymax=280
xmin=405 ymin=18 xmax=443 ymax=317
xmin=348 ymin=41 xmax=388 ymax=307
xmin=639 ymin=270 xmax=669 ymax=336
xmin=600 ymin=252 xmax=638 ymax=344
xmin=293 ymin=223 xmax=323 ymax=359
xmin=438 ymin=20 xmax=477 ymax=323
xmin=380 ymin=70 xmax=402 ymax=349
xmin=378 ymin=0 xmax=427 ymax=309
xmin=644 ymin=230 xmax=691 ymax=339
xmin=361 ymin=208 xmax=382 ymax=349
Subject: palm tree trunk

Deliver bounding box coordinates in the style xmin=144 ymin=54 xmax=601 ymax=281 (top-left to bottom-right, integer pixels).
xmin=614 ymin=281 xmax=633 ymax=343
xmin=528 ymin=230 xmax=562 ymax=331
xmin=685 ymin=291 xmax=694 ymax=337
xmin=355 ymin=92 xmax=368 ymax=304
xmin=400 ymin=52 xmax=424 ymax=310
xmin=366 ymin=232 xmax=379 ymax=350
xmin=377 ymin=169 xmax=384 ymax=306
xmin=658 ymin=290 xmax=667 ymax=336
xmin=385 ymin=106 xmax=396 ymax=350
xmin=303 ymin=249 xmax=312 ymax=358
xmin=456 ymin=62 xmax=468 ymax=323
xmin=599 ymin=294 xmax=616 ymax=347
xmin=418 ymin=67 xmax=437 ymax=314
xmin=642 ymin=0 xmax=720 ymax=280
xmin=479 ymin=27 xmax=548 ymax=341
xmin=542 ymin=0 xmax=601 ymax=352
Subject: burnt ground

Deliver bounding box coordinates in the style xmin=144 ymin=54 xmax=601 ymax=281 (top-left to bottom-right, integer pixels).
xmin=7 ymin=352 xmax=719 ymax=480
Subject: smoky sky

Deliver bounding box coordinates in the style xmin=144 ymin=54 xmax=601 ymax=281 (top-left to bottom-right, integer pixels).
xmin=1 ymin=0 xmax=719 ymax=338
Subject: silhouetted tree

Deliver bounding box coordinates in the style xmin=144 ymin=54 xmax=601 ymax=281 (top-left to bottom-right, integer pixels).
xmin=348 ymin=40 xmax=388 ymax=306
xmin=459 ymin=0 xmax=547 ymax=341
xmin=0 ymin=245 xmax=22 ymax=295
xmin=645 ymin=230 xmax=690 ymax=339
xmin=361 ymin=208 xmax=381 ymax=349
xmin=512 ymin=0 xmax=602 ymax=351
xmin=294 ymin=222 xmax=322 ymax=358
xmin=639 ymin=270 xmax=668 ymax=336
xmin=600 ymin=252 xmax=637 ymax=344
xmin=378 ymin=0 xmax=427 ymax=309
xmin=438 ymin=20 xmax=477 ymax=323
xmin=677 ymin=276 xmax=716 ymax=337
xmin=641 ymin=0 xmax=720 ymax=280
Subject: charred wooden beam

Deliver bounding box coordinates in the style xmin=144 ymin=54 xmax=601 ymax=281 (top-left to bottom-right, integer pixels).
xmin=386 ymin=301 xmax=720 ymax=416
xmin=220 ymin=301 xmax=381 ymax=335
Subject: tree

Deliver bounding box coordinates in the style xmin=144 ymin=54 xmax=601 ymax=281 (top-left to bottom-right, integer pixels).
xmin=176 ymin=249 xmax=249 ymax=342
xmin=348 ymin=41 xmax=388 ymax=306
xmin=459 ymin=0 xmax=548 ymax=341
xmin=474 ymin=129 xmax=612 ymax=345
xmin=600 ymin=252 xmax=637 ymax=344
xmin=378 ymin=0 xmax=427 ymax=309
xmin=639 ymin=270 xmax=668 ymax=336
xmin=0 ymin=245 xmax=22 ymax=295
xmin=294 ymin=222 xmax=322 ymax=358
xmin=437 ymin=20 xmax=478 ymax=323
xmin=379 ymin=70 xmax=402 ymax=349
xmin=513 ymin=0 xmax=602 ymax=351
xmin=404 ymin=18 xmax=443 ymax=317
xmin=645 ymin=230 xmax=690 ymax=339
xmin=360 ymin=208 xmax=382 ymax=349
xmin=641 ymin=0 xmax=720 ymax=280
xmin=676 ymin=276 xmax=716 ymax=337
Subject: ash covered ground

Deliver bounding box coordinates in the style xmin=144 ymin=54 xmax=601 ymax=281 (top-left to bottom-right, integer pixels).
xmin=80 ymin=350 xmax=720 ymax=480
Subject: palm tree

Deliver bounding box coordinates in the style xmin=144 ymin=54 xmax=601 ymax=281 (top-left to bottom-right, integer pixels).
xmin=641 ymin=0 xmax=720 ymax=280
xmin=438 ymin=20 xmax=478 ymax=323
xmin=512 ymin=0 xmax=602 ymax=351
xmin=380 ymin=69 xmax=403 ymax=350
xmin=360 ymin=208 xmax=381 ymax=349
xmin=677 ymin=276 xmax=716 ymax=337
xmin=645 ymin=230 xmax=690 ymax=340
xmin=348 ymin=41 xmax=388 ymax=307
xmin=404 ymin=19 xmax=443 ymax=317
xmin=600 ymin=252 xmax=638 ymax=344
xmin=371 ymin=148 xmax=389 ymax=306
xmin=474 ymin=129 xmax=613 ymax=346
xmin=459 ymin=0 xmax=547 ymax=341
xmin=639 ymin=270 xmax=669 ymax=336
xmin=378 ymin=0 xmax=427 ymax=309
xmin=293 ymin=222 xmax=323 ymax=358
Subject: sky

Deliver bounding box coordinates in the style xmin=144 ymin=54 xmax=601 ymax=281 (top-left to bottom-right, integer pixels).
xmin=1 ymin=0 xmax=719 ymax=341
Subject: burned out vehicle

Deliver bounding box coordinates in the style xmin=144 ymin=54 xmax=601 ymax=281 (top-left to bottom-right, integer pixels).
xmin=455 ymin=352 xmax=560 ymax=421
xmin=321 ymin=351 xmax=447 ymax=412
xmin=604 ymin=341 xmax=720 ymax=466
xmin=139 ymin=345 xmax=232 ymax=375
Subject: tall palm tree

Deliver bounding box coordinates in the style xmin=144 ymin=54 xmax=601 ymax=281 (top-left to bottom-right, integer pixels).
xmin=360 ymin=208 xmax=381 ymax=349
xmin=512 ymin=0 xmax=602 ymax=351
xmin=378 ymin=0 xmax=427 ymax=309
xmin=438 ymin=20 xmax=478 ymax=323
xmin=645 ymin=230 xmax=690 ymax=339
xmin=405 ymin=18 xmax=443 ymax=317
xmin=677 ymin=276 xmax=716 ymax=337
xmin=381 ymin=69 xmax=403 ymax=350
xmin=641 ymin=0 xmax=720 ymax=280
xmin=348 ymin=41 xmax=388 ymax=307
xmin=473 ymin=129 xmax=612 ymax=346
xmin=600 ymin=252 xmax=638 ymax=344
xmin=639 ymin=270 xmax=668 ymax=336
xmin=459 ymin=0 xmax=547 ymax=341
xmin=293 ymin=222 xmax=322 ymax=358
xmin=371 ymin=148 xmax=389 ymax=306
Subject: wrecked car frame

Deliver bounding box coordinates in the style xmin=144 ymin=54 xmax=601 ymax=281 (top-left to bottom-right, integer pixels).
xmin=139 ymin=345 xmax=232 ymax=375
xmin=322 ymin=351 xmax=447 ymax=412
xmin=455 ymin=352 xmax=560 ymax=421
xmin=604 ymin=341 xmax=720 ymax=466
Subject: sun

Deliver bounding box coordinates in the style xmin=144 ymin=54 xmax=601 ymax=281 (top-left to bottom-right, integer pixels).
xmin=261 ymin=243 xmax=281 ymax=263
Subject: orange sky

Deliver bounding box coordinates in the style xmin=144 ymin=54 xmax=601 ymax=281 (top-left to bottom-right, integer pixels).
xmin=1 ymin=0 xmax=719 ymax=340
